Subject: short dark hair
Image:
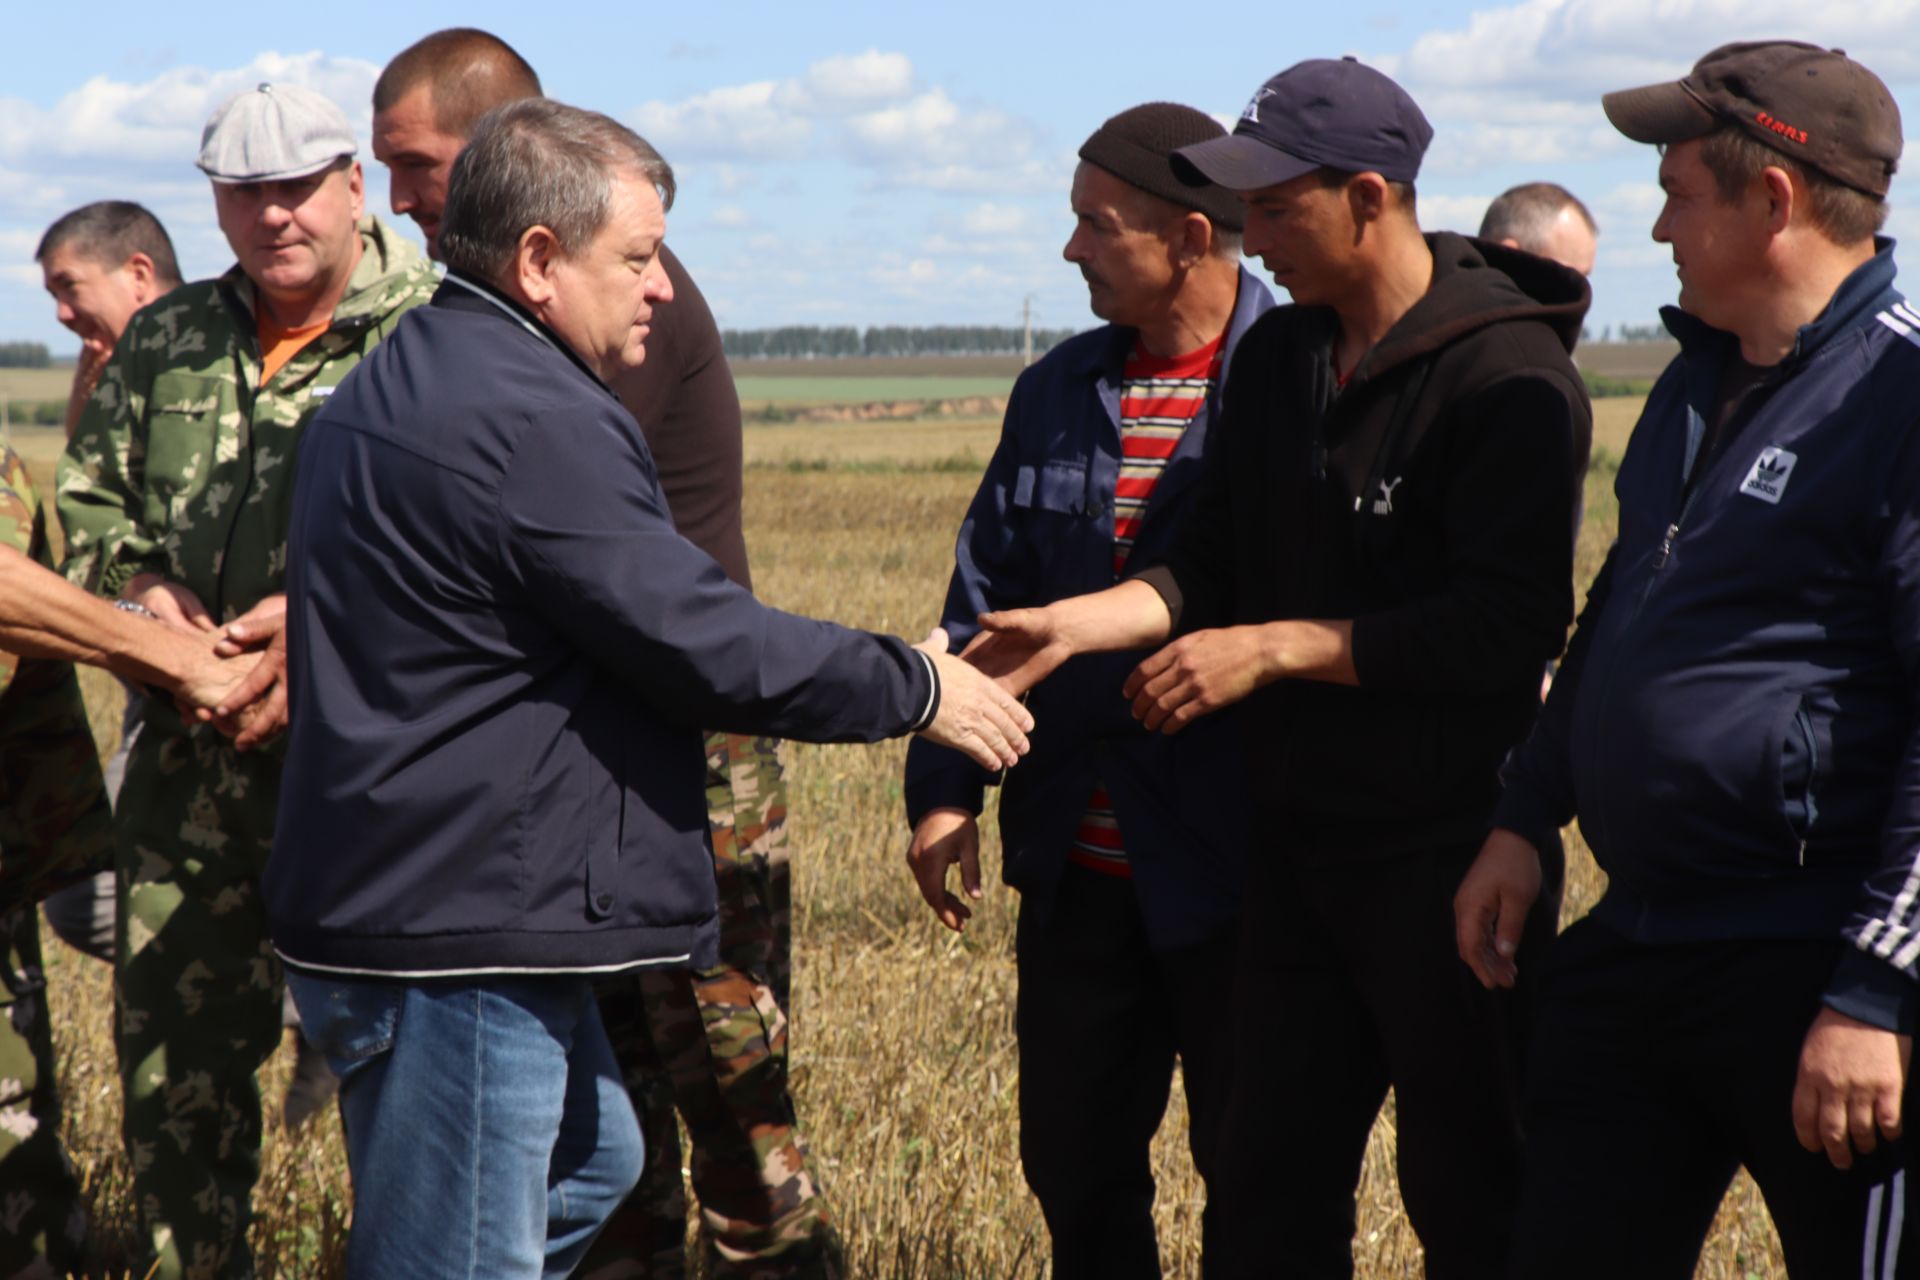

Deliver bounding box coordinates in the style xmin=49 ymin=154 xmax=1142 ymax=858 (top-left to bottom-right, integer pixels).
xmin=1695 ymin=124 xmax=1887 ymax=245
xmin=1479 ymin=182 xmax=1597 ymax=248
xmin=1109 ymin=182 xmax=1243 ymax=260
xmin=36 ymin=201 xmax=182 ymax=284
xmin=439 ymin=99 xmax=675 ymax=282
xmin=1318 ymin=167 xmax=1417 ymax=214
xmin=375 ymin=28 xmax=542 ymax=139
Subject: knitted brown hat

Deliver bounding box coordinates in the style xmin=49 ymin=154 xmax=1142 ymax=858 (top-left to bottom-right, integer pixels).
xmin=1078 ymin=102 xmax=1245 ymax=232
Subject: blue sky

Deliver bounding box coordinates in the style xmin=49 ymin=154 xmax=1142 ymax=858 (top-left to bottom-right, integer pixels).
xmin=3 ymin=0 xmax=1917 ymax=355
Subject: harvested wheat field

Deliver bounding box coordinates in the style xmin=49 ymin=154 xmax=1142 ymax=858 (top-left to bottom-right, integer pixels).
xmin=21 ymin=399 xmax=1788 ymax=1276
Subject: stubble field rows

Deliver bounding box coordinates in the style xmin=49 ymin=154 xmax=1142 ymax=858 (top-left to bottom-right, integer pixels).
xmin=13 ymin=392 xmax=1787 ymax=1277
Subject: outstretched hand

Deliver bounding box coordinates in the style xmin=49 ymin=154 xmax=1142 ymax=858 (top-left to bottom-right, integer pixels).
xmin=961 ymin=607 xmax=1073 ymax=698
xmin=914 ymin=628 xmax=1035 ymax=771
xmin=1453 ymin=827 xmax=1543 ymax=989
xmin=200 ymin=595 xmax=290 ymax=750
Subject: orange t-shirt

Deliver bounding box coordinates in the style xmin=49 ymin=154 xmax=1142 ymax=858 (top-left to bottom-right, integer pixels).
xmin=257 ymin=311 xmax=330 ymax=384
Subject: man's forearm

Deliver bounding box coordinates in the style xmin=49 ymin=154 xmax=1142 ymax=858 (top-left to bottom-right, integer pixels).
xmin=0 ymin=546 xmax=209 ymax=693
xmin=1056 ymin=579 xmax=1175 ymax=655
xmin=1259 ymin=618 xmax=1358 ymax=686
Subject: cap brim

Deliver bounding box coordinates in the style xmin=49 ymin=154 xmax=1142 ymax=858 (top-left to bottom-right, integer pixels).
xmin=1171 ymin=134 xmax=1319 ymax=193
xmin=1601 ymin=82 xmax=1717 ymax=145
xmin=198 ymin=152 xmax=353 ymax=184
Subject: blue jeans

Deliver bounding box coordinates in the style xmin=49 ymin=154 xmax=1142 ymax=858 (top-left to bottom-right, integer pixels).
xmin=285 ymin=970 xmax=645 ymax=1279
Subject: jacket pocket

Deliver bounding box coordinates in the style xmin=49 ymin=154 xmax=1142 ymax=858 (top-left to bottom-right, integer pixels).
xmin=1011 ymin=460 xmax=1093 ymax=591
xmin=1776 ymin=698 xmax=1822 ymax=860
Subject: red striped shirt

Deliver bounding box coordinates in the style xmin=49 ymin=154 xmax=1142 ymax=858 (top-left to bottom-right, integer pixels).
xmin=1070 ymin=334 xmax=1224 ymax=877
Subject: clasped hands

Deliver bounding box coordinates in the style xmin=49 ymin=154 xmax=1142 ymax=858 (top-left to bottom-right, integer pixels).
xmin=122 ymin=575 xmax=288 ymax=751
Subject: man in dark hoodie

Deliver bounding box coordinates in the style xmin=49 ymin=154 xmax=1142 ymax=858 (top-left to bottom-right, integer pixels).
xmin=966 ymin=58 xmax=1591 ymax=1278
xmin=1457 ymin=42 xmax=1913 ymax=1277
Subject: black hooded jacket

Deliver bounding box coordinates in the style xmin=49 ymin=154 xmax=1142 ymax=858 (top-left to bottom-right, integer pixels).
xmin=1136 ymin=232 xmax=1591 ymax=861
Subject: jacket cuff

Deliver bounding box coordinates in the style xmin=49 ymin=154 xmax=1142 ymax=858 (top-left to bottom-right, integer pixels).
xmin=1132 ymin=566 xmax=1184 ymax=632
xmin=1488 ymin=785 xmax=1566 ymax=865
xmin=98 ymin=555 xmax=165 ymax=602
xmin=907 ymin=649 xmax=940 ymax=734
xmin=903 ymin=767 xmax=987 ymax=828
xmin=1825 ymin=947 xmax=1919 ymax=1034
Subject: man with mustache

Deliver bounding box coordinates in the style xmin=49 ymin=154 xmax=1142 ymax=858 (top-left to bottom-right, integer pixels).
xmin=904 ymin=102 xmax=1270 ymax=1278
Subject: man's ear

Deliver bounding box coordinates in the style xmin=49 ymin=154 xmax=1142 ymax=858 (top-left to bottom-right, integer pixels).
xmin=347 ymin=160 xmax=366 ymax=222
xmin=1175 ymin=212 xmax=1212 ymax=268
xmin=513 ymin=226 xmax=561 ymax=307
xmin=124 ymin=252 xmax=157 ymax=302
xmin=1346 ymin=172 xmax=1390 ymax=227
xmin=1759 ymin=165 xmax=1796 ymax=236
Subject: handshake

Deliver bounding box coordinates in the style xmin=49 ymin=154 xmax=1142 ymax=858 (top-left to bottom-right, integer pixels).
xmin=110 ymin=575 xmax=289 ymax=751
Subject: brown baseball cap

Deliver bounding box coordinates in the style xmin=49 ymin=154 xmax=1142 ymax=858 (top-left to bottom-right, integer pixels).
xmin=1603 ymin=41 xmax=1901 ymax=197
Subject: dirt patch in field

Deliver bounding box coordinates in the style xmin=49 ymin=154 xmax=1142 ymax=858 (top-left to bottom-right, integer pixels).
xmin=755 ymin=395 xmax=1008 ymax=423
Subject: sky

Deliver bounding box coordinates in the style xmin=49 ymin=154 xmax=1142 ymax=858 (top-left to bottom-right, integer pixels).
xmin=4 ymin=0 xmax=1919 ymax=357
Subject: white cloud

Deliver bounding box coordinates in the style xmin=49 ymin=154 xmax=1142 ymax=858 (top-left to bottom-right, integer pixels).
xmin=1419 ymin=193 xmax=1494 ymax=235
xmin=0 ymin=51 xmax=378 ymax=168
xmin=960 ymin=203 xmax=1031 ymax=235
xmin=707 ymin=205 xmax=756 ymax=230
xmin=780 ymin=51 xmax=914 ymax=114
xmin=630 ymin=82 xmax=812 ymax=162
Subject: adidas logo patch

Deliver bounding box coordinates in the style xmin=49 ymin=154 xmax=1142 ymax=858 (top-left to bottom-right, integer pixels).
xmin=1739 ymin=446 xmax=1797 ymax=505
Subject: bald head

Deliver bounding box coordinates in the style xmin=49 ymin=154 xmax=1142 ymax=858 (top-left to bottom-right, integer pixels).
xmin=375 ymin=29 xmax=543 ymax=258
xmin=1480 ymin=181 xmax=1598 ymax=276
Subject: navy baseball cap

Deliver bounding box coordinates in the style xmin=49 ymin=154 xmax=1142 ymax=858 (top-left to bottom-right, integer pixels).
xmin=1173 ymin=58 xmax=1433 ymax=192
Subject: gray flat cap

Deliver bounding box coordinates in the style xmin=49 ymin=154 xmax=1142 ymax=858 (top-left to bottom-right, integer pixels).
xmin=197 ymin=83 xmax=357 ymax=183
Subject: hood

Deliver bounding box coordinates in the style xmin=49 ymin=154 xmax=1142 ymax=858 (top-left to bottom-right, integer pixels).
xmin=1357 ymin=231 xmax=1590 ymax=386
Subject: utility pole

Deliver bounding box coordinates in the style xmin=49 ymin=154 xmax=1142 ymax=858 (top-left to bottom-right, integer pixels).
xmin=1022 ymin=295 xmax=1034 ymax=367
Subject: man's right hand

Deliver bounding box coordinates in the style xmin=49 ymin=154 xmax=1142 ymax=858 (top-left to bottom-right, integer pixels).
xmin=173 ymin=643 xmax=264 ymax=722
xmin=1454 ymin=827 xmax=1544 ymax=989
xmin=913 ymin=629 xmax=1034 ymax=771
xmin=124 ymin=575 xmax=216 ymax=635
xmin=962 ymin=606 xmax=1074 ymax=697
xmin=908 ymin=807 xmax=983 ymax=932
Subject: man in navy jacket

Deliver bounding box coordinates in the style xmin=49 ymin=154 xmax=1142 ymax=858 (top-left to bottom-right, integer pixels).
xmin=904 ymin=102 xmax=1271 ymax=1278
xmin=264 ymin=99 xmax=1032 ymax=1278
xmin=1456 ymin=42 xmax=1916 ymax=1276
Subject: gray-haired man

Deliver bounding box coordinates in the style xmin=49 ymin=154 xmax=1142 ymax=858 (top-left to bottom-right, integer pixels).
xmin=267 ymin=98 xmax=1032 ymax=1277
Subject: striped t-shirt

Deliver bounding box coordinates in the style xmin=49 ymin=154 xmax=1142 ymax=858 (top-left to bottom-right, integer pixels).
xmin=1070 ymin=334 xmax=1225 ymax=878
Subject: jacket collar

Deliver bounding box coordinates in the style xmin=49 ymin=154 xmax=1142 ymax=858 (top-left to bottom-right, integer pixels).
xmin=219 ymin=215 xmax=426 ymax=331
xmin=432 ymin=269 xmax=623 ymax=402
xmin=1089 ymin=263 xmax=1276 ymax=385
xmin=1663 ymin=236 xmax=1902 ymax=370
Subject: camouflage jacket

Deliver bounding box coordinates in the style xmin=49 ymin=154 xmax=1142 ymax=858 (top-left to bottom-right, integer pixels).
xmin=57 ymin=216 xmax=439 ymax=617
xmin=0 ymin=436 xmax=111 ymax=912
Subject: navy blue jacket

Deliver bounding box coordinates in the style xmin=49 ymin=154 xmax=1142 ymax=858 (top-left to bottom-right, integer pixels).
xmin=903 ymin=267 xmax=1273 ymax=950
xmin=1496 ymin=242 xmax=1920 ymax=1031
xmin=266 ymin=275 xmax=937 ymax=977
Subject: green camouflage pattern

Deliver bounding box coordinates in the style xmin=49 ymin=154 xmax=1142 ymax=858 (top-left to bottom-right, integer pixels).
xmin=56 ymin=219 xmax=436 ymax=1280
xmin=0 ymin=437 xmax=112 ymax=916
xmin=0 ymin=907 xmax=86 ymax=1279
xmin=581 ymin=733 xmax=843 ymax=1280
xmin=0 ymin=442 xmax=106 ymax=1276
xmin=57 ymin=217 xmax=440 ymax=609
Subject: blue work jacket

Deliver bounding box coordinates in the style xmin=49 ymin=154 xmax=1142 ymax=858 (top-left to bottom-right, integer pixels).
xmin=904 ymin=267 xmax=1273 ymax=950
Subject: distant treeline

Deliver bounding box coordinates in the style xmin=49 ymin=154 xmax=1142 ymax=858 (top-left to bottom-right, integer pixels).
xmin=722 ymin=325 xmax=1082 ymax=361
xmin=0 ymin=342 xmax=50 ymax=369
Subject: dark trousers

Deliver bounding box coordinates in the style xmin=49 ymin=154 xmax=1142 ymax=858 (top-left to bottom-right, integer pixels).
xmin=1510 ymin=916 xmax=1911 ymax=1279
xmin=1016 ymin=863 xmax=1238 ymax=1280
xmin=1216 ymin=839 xmax=1561 ymax=1280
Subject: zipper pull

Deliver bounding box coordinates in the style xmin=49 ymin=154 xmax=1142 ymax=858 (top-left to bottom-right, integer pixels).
xmin=1651 ymin=522 xmax=1679 ymax=569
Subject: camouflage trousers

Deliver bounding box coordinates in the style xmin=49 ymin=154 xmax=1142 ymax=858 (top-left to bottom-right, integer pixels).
xmin=0 ymin=908 xmax=85 ymax=1278
xmin=579 ymin=733 xmax=843 ymax=1280
xmin=114 ymin=721 xmax=283 ymax=1280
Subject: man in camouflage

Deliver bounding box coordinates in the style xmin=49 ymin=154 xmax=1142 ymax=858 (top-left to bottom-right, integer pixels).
xmin=0 ymin=440 xmax=113 ymax=1276
xmin=57 ymin=82 xmax=438 ymax=1280
xmin=370 ymin=31 xmax=839 ymax=1276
